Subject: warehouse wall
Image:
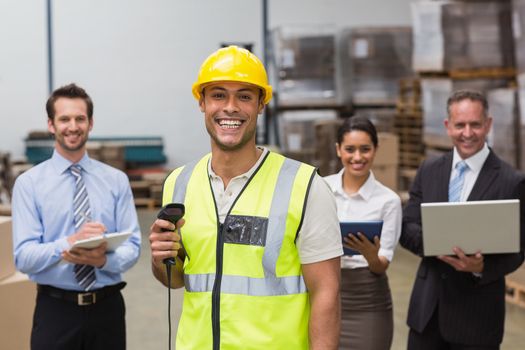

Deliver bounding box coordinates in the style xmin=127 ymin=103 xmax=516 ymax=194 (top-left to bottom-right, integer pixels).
xmin=0 ymin=0 xmax=413 ymax=167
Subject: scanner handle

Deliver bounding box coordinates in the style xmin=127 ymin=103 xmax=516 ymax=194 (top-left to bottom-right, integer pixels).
xmin=156 ymin=203 xmax=185 ymax=266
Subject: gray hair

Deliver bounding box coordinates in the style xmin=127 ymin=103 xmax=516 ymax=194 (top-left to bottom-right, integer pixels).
xmin=446 ymin=90 xmax=488 ymax=119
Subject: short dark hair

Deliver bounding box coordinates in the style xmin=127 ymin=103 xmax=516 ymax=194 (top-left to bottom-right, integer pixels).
xmin=46 ymin=83 xmax=93 ymax=120
xmin=446 ymin=90 xmax=488 ymax=119
xmin=336 ymin=116 xmax=378 ymax=147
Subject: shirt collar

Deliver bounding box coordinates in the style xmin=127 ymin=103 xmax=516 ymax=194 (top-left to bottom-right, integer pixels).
xmin=208 ymin=147 xmax=268 ymax=181
xmin=452 ymin=143 xmax=489 ymax=173
xmin=51 ymin=149 xmax=92 ymax=175
xmin=331 ymin=167 xmax=376 ymax=201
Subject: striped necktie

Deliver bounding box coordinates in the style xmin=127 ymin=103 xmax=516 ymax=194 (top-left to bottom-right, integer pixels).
xmin=70 ymin=165 xmax=96 ymax=291
xmin=448 ymin=160 xmax=468 ymax=202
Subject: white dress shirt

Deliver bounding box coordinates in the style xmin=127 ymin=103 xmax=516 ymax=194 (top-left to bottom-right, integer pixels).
xmin=324 ymin=168 xmax=402 ymax=269
xmin=450 ymin=143 xmax=490 ymax=201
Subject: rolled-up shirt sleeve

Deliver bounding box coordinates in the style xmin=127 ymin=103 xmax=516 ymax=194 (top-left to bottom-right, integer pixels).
xmin=377 ymin=195 xmax=402 ymax=262
xmin=100 ymin=173 xmax=141 ymax=273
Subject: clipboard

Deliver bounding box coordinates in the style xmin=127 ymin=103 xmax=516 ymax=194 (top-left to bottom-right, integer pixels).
xmin=71 ymin=232 xmax=132 ymax=252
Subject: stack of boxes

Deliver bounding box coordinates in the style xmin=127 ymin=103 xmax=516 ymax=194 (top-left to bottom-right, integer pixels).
xmin=271 ymin=25 xmax=411 ymax=193
xmin=487 ymin=88 xmax=520 ymax=168
xmin=513 ymin=0 xmax=525 ymax=170
xmin=442 ymin=1 xmax=514 ymax=69
xmin=0 ymin=216 xmax=36 ymax=350
xmin=128 ymin=169 xmax=169 ymax=209
xmin=395 ymin=79 xmax=424 ymax=193
xmin=412 ymin=0 xmax=514 ymax=72
xmin=373 ymin=133 xmax=400 ymax=192
xmin=412 ymin=0 xmax=518 ymax=164
xmin=87 ymin=142 xmax=126 ymax=171
xmin=339 ymin=27 xmax=414 ymax=106
xmin=0 ymin=152 xmax=11 ymax=207
xmin=507 ymin=261 xmax=525 ymax=308
xmin=313 ymin=118 xmax=343 ymax=176
xmin=271 ymin=26 xmax=350 ymax=107
xmin=278 ymin=110 xmax=338 ymax=166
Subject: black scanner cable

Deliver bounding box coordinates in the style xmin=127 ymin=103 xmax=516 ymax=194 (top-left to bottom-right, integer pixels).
xmin=166 ymin=259 xmax=174 ymax=350
xmin=156 ymin=203 xmax=185 ymax=350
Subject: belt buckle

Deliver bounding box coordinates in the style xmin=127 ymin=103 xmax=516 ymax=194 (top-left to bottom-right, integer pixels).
xmin=77 ymin=292 xmax=96 ymax=306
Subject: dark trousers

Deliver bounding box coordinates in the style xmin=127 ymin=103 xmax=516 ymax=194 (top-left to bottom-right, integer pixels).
xmin=31 ymin=290 xmax=126 ymax=350
xmin=407 ymin=308 xmax=499 ymax=350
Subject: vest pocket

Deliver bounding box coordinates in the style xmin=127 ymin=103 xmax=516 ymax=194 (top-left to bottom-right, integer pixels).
xmin=223 ymin=215 xmax=268 ymax=246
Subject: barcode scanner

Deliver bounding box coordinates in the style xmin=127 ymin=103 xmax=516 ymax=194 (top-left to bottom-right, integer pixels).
xmin=157 ymin=203 xmax=185 ymax=266
xmin=156 ymin=203 xmax=185 ymax=350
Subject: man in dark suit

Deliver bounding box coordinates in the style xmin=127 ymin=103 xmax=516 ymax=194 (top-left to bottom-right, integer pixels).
xmin=400 ymin=90 xmax=525 ymax=350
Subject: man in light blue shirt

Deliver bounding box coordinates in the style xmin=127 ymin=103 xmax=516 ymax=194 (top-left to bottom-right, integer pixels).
xmin=12 ymin=83 xmax=141 ymax=350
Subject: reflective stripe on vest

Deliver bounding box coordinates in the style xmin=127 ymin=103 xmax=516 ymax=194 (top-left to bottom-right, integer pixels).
xmin=171 ymin=159 xmax=198 ymax=204
xmin=184 ymin=273 xmax=306 ymax=295
xmin=172 ymin=156 xmax=307 ymax=296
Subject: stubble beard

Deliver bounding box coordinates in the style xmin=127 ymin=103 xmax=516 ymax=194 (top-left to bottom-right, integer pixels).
xmin=56 ymin=133 xmax=88 ymax=153
xmin=207 ymin=124 xmax=256 ymax=152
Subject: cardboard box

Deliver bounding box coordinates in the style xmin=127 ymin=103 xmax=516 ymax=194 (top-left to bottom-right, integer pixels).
xmin=0 ymin=216 xmax=15 ymax=281
xmin=0 ymin=272 xmax=36 ymax=350
xmin=375 ymin=133 xmax=399 ymax=166
xmin=372 ymin=164 xmax=398 ymax=192
xmin=507 ymin=263 xmax=525 ymax=285
xmin=0 ymin=204 xmax=11 ymax=216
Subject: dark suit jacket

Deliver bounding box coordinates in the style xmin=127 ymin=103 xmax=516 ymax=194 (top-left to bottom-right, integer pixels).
xmin=400 ymin=150 xmax=525 ymax=346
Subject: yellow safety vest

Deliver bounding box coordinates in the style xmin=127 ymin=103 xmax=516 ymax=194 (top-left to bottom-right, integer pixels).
xmin=162 ymin=151 xmax=316 ymax=350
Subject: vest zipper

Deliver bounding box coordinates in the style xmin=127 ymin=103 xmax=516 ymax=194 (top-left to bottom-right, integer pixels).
xmin=212 ymin=222 xmax=224 ymax=350
xmin=209 ymin=151 xmax=269 ymax=350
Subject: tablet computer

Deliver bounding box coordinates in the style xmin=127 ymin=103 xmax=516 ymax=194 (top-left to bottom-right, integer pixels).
xmin=339 ymin=220 xmax=383 ymax=256
xmin=71 ymin=232 xmax=132 ymax=252
xmin=421 ymin=199 xmax=520 ymax=256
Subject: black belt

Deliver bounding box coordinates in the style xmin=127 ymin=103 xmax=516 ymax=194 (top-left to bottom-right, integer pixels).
xmin=37 ymin=282 xmax=126 ymax=306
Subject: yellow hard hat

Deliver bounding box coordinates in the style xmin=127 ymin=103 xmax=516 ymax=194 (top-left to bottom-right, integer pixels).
xmin=192 ymin=45 xmax=273 ymax=105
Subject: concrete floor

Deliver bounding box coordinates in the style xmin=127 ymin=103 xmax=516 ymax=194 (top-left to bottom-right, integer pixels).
xmin=124 ymin=209 xmax=525 ymax=349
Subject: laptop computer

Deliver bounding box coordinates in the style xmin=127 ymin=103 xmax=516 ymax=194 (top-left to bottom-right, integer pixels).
xmin=421 ymin=199 xmax=520 ymax=256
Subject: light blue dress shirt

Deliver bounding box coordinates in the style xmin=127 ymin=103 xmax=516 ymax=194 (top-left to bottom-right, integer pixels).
xmin=12 ymin=150 xmax=141 ymax=290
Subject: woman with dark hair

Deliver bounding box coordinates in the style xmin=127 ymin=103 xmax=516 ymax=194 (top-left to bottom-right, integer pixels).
xmin=324 ymin=116 xmax=402 ymax=349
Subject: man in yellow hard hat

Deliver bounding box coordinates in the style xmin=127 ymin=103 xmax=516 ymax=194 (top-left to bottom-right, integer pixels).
xmin=149 ymin=45 xmax=343 ymax=349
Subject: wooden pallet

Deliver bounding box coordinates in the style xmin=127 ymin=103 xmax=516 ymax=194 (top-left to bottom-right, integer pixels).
xmin=395 ymin=118 xmax=423 ymax=128
xmin=399 ymin=154 xmax=424 ymax=168
xmin=395 ymin=127 xmax=423 ymax=137
xmin=418 ymin=67 xmax=516 ymax=80
xmin=400 ymin=143 xmax=425 ymax=153
xmin=399 ymin=168 xmax=418 ymax=192
xmin=134 ymin=198 xmax=157 ymax=210
xmin=506 ymin=278 xmax=525 ymax=308
xmin=396 ymin=127 xmax=423 ymax=136
xmin=396 ymin=79 xmax=421 ymax=103
xmin=396 ymin=101 xmax=423 ymax=112
xmin=395 ymin=78 xmax=425 ymax=170
xmin=424 ymin=134 xmax=453 ymax=150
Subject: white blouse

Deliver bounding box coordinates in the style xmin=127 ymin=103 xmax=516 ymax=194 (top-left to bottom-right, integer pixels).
xmin=324 ymin=168 xmax=402 ymax=269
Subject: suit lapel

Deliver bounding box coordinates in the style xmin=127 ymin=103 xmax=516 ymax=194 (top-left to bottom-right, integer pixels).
xmin=467 ymin=151 xmax=500 ymax=201
xmin=438 ymin=153 xmax=453 ymax=202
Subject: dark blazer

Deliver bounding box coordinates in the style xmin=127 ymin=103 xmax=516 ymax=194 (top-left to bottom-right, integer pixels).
xmin=400 ymin=150 xmax=525 ymax=346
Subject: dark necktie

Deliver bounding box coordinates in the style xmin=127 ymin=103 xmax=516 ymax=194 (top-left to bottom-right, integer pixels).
xmin=70 ymin=165 xmax=96 ymax=291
